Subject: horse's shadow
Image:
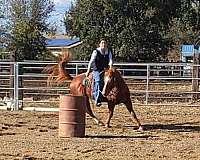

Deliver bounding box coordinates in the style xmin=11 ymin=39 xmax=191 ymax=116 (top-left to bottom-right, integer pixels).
xmin=85 ymin=122 xmax=200 ymax=139
xmin=85 ymin=135 xmax=152 ymax=139
xmin=141 ymin=121 xmax=200 ymax=132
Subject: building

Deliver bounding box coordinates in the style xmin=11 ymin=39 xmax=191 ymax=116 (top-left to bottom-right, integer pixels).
xmin=46 ymin=37 xmax=82 ymax=58
xmin=181 ymin=45 xmax=200 ymax=62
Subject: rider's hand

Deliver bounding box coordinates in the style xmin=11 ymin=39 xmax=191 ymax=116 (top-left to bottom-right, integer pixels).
xmin=85 ymin=71 xmax=89 ymax=77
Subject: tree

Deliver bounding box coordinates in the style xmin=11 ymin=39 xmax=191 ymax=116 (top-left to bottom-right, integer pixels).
xmin=64 ymin=0 xmax=174 ymax=62
xmin=166 ymin=0 xmax=200 ymax=59
xmin=0 ymin=0 xmax=5 ymax=48
xmin=64 ymin=0 xmax=199 ymax=62
xmin=0 ymin=0 xmax=9 ymax=58
xmin=9 ymin=0 xmax=54 ymax=61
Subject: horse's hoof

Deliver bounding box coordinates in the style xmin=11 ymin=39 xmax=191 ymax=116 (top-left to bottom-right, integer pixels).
xmin=94 ymin=118 xmax=104 ymax=126
xmin=105 ymin=124 xmax=111 ymax=128
xmin=138 ymin=126 xmax=143 ymax=131
xmin=98 ymin=121 xmax=105 ymax=126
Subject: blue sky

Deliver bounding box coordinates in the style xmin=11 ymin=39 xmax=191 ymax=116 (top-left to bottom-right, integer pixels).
xmin=51 ymin=0 xmax=74 ymax=34
xmin=0 ymin=0 xmax=74 ymax=34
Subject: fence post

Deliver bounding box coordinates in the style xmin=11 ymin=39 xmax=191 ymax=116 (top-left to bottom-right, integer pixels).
xmin=192 ymin=65 xmax=199 ymax=100
xmin=75 ymin=64 xmax=78 ymax=75
xmin=9 ymin=62 xmax=14 ymax=107
xmin=14 ymin=63 xmax=19 ymax=110
xmin=192 ymin=48 xmax=199 ymax=100
xmin=145 ymin=64 xmax=150 ymax=104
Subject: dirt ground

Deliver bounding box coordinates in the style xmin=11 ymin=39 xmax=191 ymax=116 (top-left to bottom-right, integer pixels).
xmin=0 ymin=104 xmax=200 ymax=160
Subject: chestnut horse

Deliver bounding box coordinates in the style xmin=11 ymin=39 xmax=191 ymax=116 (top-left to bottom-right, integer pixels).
xmin=45 ymin=53 xmax=142 ymax=130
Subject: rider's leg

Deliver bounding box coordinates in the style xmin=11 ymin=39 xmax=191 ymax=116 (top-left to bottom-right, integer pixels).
xmin=93 ymin=71 xmax=102 ymax=105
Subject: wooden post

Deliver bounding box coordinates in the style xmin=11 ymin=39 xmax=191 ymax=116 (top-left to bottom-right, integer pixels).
xmin=192 ymin=50 xmax=199 ymax=100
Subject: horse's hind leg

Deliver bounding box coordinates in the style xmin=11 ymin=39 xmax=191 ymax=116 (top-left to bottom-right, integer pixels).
xmin=124 ymin=99 xmax=143 ymax=130
xmin=85 ymin=97 xmax=104 ymax=126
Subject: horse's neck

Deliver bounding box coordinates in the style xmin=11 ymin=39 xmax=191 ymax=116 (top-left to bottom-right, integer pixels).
xmin=112 ymin=73 xmax=127 ymax=91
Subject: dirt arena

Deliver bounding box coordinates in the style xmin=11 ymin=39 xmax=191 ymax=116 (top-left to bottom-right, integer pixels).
xmin=0 ymin=104 xmax=200 ymax=160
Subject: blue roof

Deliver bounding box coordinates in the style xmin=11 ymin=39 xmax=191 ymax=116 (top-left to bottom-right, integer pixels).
xmin=181 ymin=45 xmax=199 ymax=57
xmin=46 ymin=38 xmax=80 ymax=47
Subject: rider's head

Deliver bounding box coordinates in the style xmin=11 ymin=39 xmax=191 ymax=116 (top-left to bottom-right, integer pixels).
xmin=99 ymin=38 xmax=108 ymax=50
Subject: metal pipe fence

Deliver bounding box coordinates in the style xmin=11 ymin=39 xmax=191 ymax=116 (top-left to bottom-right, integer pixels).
xmin=0 ymin=61 xmax=200 ymax=110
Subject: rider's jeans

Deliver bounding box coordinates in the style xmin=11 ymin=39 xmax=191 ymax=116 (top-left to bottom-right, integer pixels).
xmin=93 ymin=71 xmax=103 ymax=104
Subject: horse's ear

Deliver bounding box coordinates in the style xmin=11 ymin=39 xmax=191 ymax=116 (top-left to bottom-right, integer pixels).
xmin=108 ymin=67 xmax=115 ymax=72
xmin=115 ymin=68 xmax=122 ymax=75
xmin=112 ymin=67 xmax=121 ymax=74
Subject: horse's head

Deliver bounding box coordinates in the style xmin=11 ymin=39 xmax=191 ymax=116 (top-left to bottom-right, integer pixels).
xmin=102 ymin=68 xmax=120 ymax=96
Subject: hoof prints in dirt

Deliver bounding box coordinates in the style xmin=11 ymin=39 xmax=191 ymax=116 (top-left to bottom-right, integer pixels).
xmin=0 ymin=132 xmax=16 ymax=136
xmin=28 ymin=125 xmax=58 ymax=131
xmin=1 ymin=126 xmax=8 ymax=130
xmin=22 ymin=154 xmax=42 ymax=160
xmin=2 ymin=123 xmax=25 ymax=128
xmin=0 ymin=153 xmax=41 ymax=160
xmin=39 ymin=129 xmax=48 ymax=132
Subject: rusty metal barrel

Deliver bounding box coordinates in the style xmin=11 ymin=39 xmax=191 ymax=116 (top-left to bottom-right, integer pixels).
xmin=59 ymin=95 xmax=86 ymax=137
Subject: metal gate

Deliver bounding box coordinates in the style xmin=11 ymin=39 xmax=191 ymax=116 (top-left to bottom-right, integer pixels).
xmin=0 ymin=61 xmax=200 ymax=111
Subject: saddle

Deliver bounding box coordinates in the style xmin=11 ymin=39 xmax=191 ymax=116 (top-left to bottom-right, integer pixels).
xmin=82 ymin=73 xmax=94 ymax=97
xmin=82 ymin=72 xmax=107 ymax=102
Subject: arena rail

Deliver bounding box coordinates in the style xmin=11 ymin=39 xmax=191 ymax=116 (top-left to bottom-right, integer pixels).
xmin=0 ymin=61 xmax=200 ymax=111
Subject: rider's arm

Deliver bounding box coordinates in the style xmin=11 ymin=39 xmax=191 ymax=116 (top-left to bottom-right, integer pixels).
xmin=86 ymin=50 xmax=97 ymax=76
xmin=108 ymin=51 xmax=113 ymax=69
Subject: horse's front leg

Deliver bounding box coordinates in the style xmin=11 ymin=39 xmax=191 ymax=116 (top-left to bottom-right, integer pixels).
xmin=86 ymin=97 xmax=104 ymax=126
xmin=105 ymin=103 xmax=115 ymax=128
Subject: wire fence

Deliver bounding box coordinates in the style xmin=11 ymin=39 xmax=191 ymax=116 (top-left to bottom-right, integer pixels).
xmin=0 ymin=60 xmax=200 ymax=111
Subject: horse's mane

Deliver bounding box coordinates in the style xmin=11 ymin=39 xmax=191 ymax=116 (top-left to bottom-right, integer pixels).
xmin=110 ymin=68 xmax=123 ymax=82
xmin=115 ymin=69 xmax=128 ymax=89
xmin=43 ymin=51 xmax=73 ymax=86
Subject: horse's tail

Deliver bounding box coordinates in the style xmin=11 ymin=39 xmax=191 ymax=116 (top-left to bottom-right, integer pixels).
xmin=43 ymin=51 xmax=73 ymax=86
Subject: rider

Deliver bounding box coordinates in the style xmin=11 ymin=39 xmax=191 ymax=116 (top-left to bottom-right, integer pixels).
xmin=85 ymin=38 xmax=113 ymax=106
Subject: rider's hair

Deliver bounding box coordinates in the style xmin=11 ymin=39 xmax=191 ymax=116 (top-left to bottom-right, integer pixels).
xmin=99 ymin=38 xmax=107 ymax=44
